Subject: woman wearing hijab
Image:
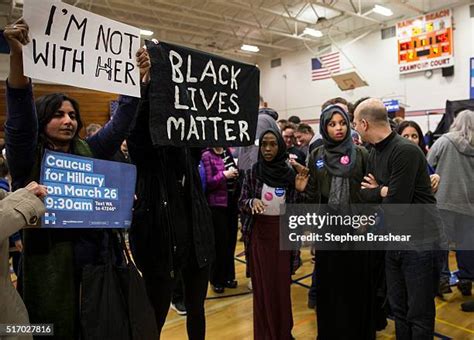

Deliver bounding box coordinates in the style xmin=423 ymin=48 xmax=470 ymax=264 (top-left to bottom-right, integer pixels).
xmin=304 ymin=105 xmax=379 ymax=340
xmin=239 ymin=128 xmax=303 ymax=340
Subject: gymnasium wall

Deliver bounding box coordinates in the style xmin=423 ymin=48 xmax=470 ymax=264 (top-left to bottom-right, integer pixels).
xmin=258 ymin=4 xmax=473 ymax=134
xmin=0 ymin=81 xmax=118 ymax=138
xmin=0 ymin=4 xmax=472 ymax=137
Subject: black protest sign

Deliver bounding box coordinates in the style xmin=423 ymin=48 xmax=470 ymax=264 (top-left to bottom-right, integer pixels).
xmin=146 ymin=40 xmax=259 ymax=147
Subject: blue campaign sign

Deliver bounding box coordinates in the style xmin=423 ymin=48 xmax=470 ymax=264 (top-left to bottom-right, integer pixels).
xmin=383 ymin=99 xmax=400 ymax=113
xmin=470 ymin=58 xmax=474 ymax=99
xmin=40 ymin=150 xmax=136 ymax=228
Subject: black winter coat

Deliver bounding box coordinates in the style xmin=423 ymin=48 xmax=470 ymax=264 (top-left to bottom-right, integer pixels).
xmin=127 ymin=91 xmax=215 ymax=278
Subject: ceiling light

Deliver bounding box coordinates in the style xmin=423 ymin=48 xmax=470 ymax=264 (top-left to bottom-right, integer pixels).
xmin=303 ymin=28 xmax=323 ymax=38
xmin=373 ymin=4 xmax=393 ymax=16
xmin=140 ymin=29 xmax=154 ymax=36
xmin=241 ymin=44 xmax=260 ymax=53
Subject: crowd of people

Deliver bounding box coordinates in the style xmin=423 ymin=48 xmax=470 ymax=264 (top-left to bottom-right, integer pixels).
xmin=0 ymin=17 xmax=473 ymax=340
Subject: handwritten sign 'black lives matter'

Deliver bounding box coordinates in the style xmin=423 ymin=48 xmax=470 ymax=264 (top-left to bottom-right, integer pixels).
xmin=146 ymin=40 xmax=259 ymax=147
xmin=23 ymin=0 xmax=141 ymax=97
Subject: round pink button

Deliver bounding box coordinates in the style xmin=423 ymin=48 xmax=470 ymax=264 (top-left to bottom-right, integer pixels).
xmin=340 ymin=155 xmax=350 ymax=165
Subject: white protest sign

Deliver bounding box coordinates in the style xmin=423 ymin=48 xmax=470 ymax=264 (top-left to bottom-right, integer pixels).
xmin=23 ymin=0 xmax=141 ymax=97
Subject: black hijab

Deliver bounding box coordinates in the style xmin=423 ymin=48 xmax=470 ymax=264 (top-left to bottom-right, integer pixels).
xmin=255 ymin=128 xmax=295 ymax=188
xmin=319 ymin=105 xmax=356 ymax=178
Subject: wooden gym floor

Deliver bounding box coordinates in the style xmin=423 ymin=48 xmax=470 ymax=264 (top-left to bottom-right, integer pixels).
xmin=162 ymin=243 xmax=474 ymax=340
xmin=9 ymin=242 xmax=474 ymax=339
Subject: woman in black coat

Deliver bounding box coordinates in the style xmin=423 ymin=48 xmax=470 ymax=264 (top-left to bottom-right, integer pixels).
xmin=127 ymin=87 xmax=214 ymax=340
xmin=303 ymin=105 xmax=380 ymax=340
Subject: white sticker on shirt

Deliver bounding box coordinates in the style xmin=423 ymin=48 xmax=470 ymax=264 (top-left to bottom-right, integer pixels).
xmin=261 ymin=184 xmax=286 ymax=216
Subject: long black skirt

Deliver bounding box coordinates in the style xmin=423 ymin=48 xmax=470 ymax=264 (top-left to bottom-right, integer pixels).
xmin=315 ymin=250 xmax=379 ymax=340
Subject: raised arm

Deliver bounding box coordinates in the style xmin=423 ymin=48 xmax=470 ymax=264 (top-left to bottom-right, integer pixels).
xmin=126 ymin=85 xmax=154 ymax=165
xmin=86 ymin=94 xmax=140 ymax=159
xmin=4 ymin=19 xmax=38 ymax=189
xmin=4 ymin=19 xmax=29 ymax=88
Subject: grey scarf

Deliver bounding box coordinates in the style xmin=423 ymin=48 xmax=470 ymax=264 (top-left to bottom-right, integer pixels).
xmin=328 ymin=176 xmax=351 ymax=205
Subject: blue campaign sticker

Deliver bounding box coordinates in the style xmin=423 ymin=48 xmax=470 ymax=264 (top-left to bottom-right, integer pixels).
xmin=40 ymin=150 xmax=136 ymax=229
xmin=275 ymin=187 xmax=285 ymax=197
xmin=316 ymin=158 xmax=324 ymax=169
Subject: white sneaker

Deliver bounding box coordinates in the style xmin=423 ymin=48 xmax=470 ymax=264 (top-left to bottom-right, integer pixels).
xmin=170 ymin=302 xmax=187 ymax=316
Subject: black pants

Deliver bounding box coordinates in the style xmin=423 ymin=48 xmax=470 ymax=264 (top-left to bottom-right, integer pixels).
xmin=226 ymin=202 xmax=239 ymax=282
xmin=142 ymin=253 xmax=209 ymax=340
xmin=386 ymin=250 xmax=436 ymax=340
xmin=172 ymin=271 xmax=185 ymax=304
xmin=439 ymin=210 xmax=474 ymax=281
xmin=308 ymin=261 xmax=317 ymax=304
xmin=210 ymin=203 xmax=238 ymax=286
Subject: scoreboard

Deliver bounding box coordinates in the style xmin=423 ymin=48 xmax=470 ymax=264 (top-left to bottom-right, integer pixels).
xmin=397 ymin=9 xmax=453 ymax=74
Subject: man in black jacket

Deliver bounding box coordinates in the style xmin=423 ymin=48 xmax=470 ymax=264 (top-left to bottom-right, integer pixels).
xmin=354 ymin=98 xmax=438 ymax=340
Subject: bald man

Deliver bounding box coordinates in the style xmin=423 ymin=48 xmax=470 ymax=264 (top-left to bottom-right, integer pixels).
xmin=354 ymin=98 xmax=439 ymax=340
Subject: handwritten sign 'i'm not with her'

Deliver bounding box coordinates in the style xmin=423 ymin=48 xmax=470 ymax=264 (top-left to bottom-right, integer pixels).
xmin=22 ymin=0 xmax=141 ymax=97
xmin=146 ymin=41 xmax=260 ymax=147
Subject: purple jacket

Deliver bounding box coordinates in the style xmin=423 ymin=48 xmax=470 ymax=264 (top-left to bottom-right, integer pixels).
xmin=201 ymin=149 xmax=231 ymax=207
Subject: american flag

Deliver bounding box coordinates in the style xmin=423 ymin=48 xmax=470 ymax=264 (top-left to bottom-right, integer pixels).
xmin=311 ymin=51 xmax=340 ymax=81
